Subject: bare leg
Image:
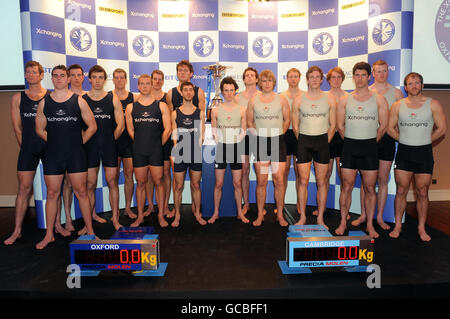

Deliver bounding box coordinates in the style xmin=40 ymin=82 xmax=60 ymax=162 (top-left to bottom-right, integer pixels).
xmin=171 ymin=171 xmax=186 ymax=227
xmin=336 ymin=168 xmax=357 ymax=235
xmin=389 ymin=169 xmax=413 ymax=239
xmin=120 ymin=157 xmax=136 ymax=219
xmin=253 ymin=161 xmax=269 ymax=226
xmin=376 ymin=160 xmax=393 ymax=230
xmin=70 ymin=172 xmax=95 ymax=237
xmin=241 ymin=155 xmax=250 ymax=215
xmin=36 ymin=175 xmax=64 ymax=249
xmin=5 ymin=171 xmax=36 ymax=245
xmin=314 ymin=162 xmax=330 ymax=230
xmin=351 ymin=173 xmax=366 ymax=226
xmin=144 ymin=169 xmax=155 ymax=216
xmin=62 ymin=172 xmax=75 ymax=231
xmin=272 ymin=161 xmax=288 ymax=226
xmin=149 ymin=165 xmax=168 ymax=227
xmin=190 ymin=170 xmax=206 ymax=225
xmin=313 ymin=158 xmax=334 ymax=217
xmin=295 ymin=162 xmax=311 ymax=225
xmin=414 ymin=173 xmax=432 ymax=241
xmin=210 ymin=168 xmax=225 ymax=224
xmin=361 ymin=170 xmax=379 ymax=238
xmin=132 ymin=166 xmax=149 ymax=227
xmin=87 ymin=167 xmax=107 ymax=224
xmin=104 ymin=166 xmax=122 ymax=230
xmin=232 ymin=168 xmax=249 ymax=223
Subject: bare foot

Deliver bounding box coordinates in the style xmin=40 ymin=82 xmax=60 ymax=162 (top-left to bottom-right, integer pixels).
xmin=55 ymin=224 xmax=71 ymax=237
xmin=278 ymin=216 xmax=288 ymax=227
xmin=64 ymin=223 xmax=75 ymax=232
xmin=351 ymin=216 xmax=366 ymax=227
xmin=366 ymin=226 xmax=379 ymax=239
xmin=165 ymin=208 xmax=175 ymax=218
xmin=158 ymin=215 xmax=168 ymax=228
xmin=241 ymin=205 xmax=249 ymax=216
xmin=208 ymin=214 xmax=219 ymax=224
xmin=418 ymin=228 xmax=431 ymax=242
xmin=252 ymin=215 xmax=264 ymax=227
xmin=4 ymin=231 xmax=21 ymax=245
xmin=143 ymin=205 xmax=154 ymax=217
xmin=312 ymin=209 xmax=318 ymax=216
xmin=171 ymin=217 xmax=180 ymax=228
xmin=112 ymin=218 xmax=123 ymax=231
xmin=77 ymin=226 xmax=87 ymax=236
xmin=317 ymin=217 xmax=329 ymax=230
xmin=294 ymin=213 xmax=306 ymax=225
xmin=131 ymin=217 xmax=144 ymax=227
xmin=377 ymin=218 xmax=390 ymax=230
xmin=389 ymin=227 xmax=402 ymax=239
xmin=195 ymin=214 xmax=207 ymax=226
xmin=93 ymin=214 xmax=107 ymax=223
xmin=124 ymin=208 xmax=137 ymax=219
xmin=36 ymin=236 xmax=55 ymax=250
xmin=335 ymin=222 xmax=347 ymax=235
xmin=237 ymin=213 xmax=250 ymax=224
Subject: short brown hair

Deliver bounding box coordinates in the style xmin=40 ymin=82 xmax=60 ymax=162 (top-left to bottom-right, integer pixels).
xmin=403 ymin=72 xmax=423 ymax=87
xmin=88 ymin=65 xmax=107 ymax=79
xmin=180 ymin=81 xmax=194 ymax=91
xmin=306 ymin=66 xmax=324 ymax=80
xmin=151 ymin=69 xmax=164 ymax=79
xmin=113 ymin=68 xmax=127 ymax=78
xmin=137 ymin=74 xmax=151 ymax=85
xmin=372 ymin=60 xmax=388 ymax=69
xmin=176 ymin=60 xmax=194 ymax=73
xmin=326 ymin=67 xmax=345 ymax=82
xmin=51 ymin=65 xmax=69 ymax=77
xmin=286 ymin=68 xmax=301 ymax=77
xmin=25 ymin=60 xmax=44 ymax=74
xmin=258 ymin=69 xmax=276 ymax=88
xmin=243 ymin=67 xmax=258 ymax=80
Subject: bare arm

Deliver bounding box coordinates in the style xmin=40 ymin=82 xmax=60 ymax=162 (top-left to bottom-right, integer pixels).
xmin=291 ymin=95 xmax=301 ymax=139
xmin=431 ymin=99 xmax=447 ymax=142
xmin=280 ymin=94 xmax=290 ymax=134
xmin=336 ymin=95 xmax=348 ymax=140
xmin=376 ymin=94 xmax=389 ymax=142
xmin=160 ymin=101 xmax=172 ymax=145
xmin=200 ymin=109 xmax=206 ymax=146
xmin=171 ymin=110 xmax=177 ymax=145
xmin=125 ymin=103 xmax=134 ymax=140
xmin=210 ymin=107 xmax=218 ymax=143
xmin=239 ymin=105 xmax=247 ymax=142
xmin=197 ymin=87 xmax=206 ymax=114
xmin=112 ymin=95 xmax=124 ymax=140
xmin=166 ymin=88 xmax=174 ymax=113
xmin=78 ymin=96 xmax=97 ymax=144
xmin=246 ymin=96 xmax=256 ymax=135
xmin=327 ymin=93 xmax=337 ymax=143
xmin=387 ymin=100 xmax=400 ymax=141
xmin=10 ymin=92 xmax=22 ymax=146
xmin=35 ymin=98 xmax=47 ymax=142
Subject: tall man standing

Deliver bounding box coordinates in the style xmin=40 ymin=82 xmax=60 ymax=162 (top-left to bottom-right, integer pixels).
xmin=5 ymin=61 xmax=48 ymax=245
xmin=247 ymin=70 xmax=290 ymax=227
xmin=336 ymin=62 xmax=389 ymax=238
xmin=292 ymin=66 xmax=336 ymax=229
xmin=35 ymin=65 xmax=97 ymax=249
xmin=388 ymin=72 xmax=446 ymax=241
xmin=353 ymin=60 xmax=404 ymax=229
xmin=83 ymin=65 xmax=124 ymax=231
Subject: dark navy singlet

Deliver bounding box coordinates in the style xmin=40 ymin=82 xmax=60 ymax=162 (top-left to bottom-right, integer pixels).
xmin=43 ymin=93 xmax=83 ymax=158
xmin=131 ymin=100 xmax=163 ymax=156
xmin=20 ymin=90 xmax=48 ymax=153
xmin=171 ymin=86 xmax=199 ymax=109
xmin=112 ymin=91 xmax=133 ymax=149
xmin=174 ymin=107 xmax=201 ymax=160
xmin=82 ymin=92 xmax=116 ymax=154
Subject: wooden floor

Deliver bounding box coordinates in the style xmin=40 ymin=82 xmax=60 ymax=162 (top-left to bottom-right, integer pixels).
xmin=1 ymin=201 xmax=449 ymax=237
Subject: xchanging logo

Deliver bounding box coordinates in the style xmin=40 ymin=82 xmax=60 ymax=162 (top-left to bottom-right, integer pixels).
xmin=70 ymin=27 xmax=92 ymax=52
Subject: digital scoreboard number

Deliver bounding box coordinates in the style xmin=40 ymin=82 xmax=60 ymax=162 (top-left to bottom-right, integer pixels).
xmin=287 ymin=236 xmax=374 ymax=268
xmin=279 ymin=225 xmax=375 ymax=274
xmin=70 ymin=239 xmax=160 ymax=271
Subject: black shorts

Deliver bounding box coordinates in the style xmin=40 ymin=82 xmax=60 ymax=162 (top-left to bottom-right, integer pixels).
xmin=85 ymin=142 xmax=118 ymax=168
xmin=377 ymin=133 xmax=396 ymax=162
xmin=133 ymin=152 xmax=164 ymax=168
xmin=174 ymin=161 xmax=202 ymax=173
xmin=215 ymin=142 xmax=244 ymax=170
xmin=253 ymin=135 xmax=286 ymax=163
xmin=340 ymin=137 xmax=379 ymax=171
xmin=297 ymin=133 xmax=330 ymax=164
xmin=329 ymin=131 xmax=343 ymax=159
xmin=17 ymin=147 xmax=45 ymax=172
xmin=284 ymin=129 xmax=298 ymax=157
xmin=394 ymin=143 xmax=433 ymax=174
xmin=43 ymin=149 xmax=87 ymax=175
xmin=116 ymin=140 xmax=133 ymax=158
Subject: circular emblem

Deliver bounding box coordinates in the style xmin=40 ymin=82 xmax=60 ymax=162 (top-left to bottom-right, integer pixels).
xmin=372 ymin=19 xmax=395 ymax=46
xmin=132 ymin=35 xmax=154 ymax=57
xmin=435 ymin=1 xmax=450 ymax=64
xmin=252 ymin=36 xmax=274 ymax=58
xmin=193 ymin=35 xmax=214 ymax=57
xmin=70 ymin=27 xmax=92 ymax=52
xmin=312 ymin=32 xmax=334 ymax=55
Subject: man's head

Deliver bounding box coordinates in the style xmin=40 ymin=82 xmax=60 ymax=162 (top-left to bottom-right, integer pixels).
xmin=176 ymin=60 xmax=194 ymax=83
xmin=306 ymin=66 xmax=323 ymax=89
xmin=68 ymin=64 xmax=85 ymax=89
xmin=137 ymin=74 xmax=152 ymax=95
xmin=151 ymin=70 xmax=164 ymax=91
xmin=112 ymin=68 xmax=127 ymax=90
xmin=180 ymin=81 xmax=195 ymax=102
xmin=352 ymin=62 xmax=371 ymax=88
xmin=51 ymin=65 xmax=70 ymax=89
xmin=24 ymin=61 xmax=44 ymax=85
xmin=258 ymin=69 xmax=276 ymax=92
xmin=326 ymin=66 xmax=345 ymax=89
xmin=220 ymin=76 xmax=239 ymax=101
xmin=88 ymin=65 xmax=107 ymax=90
xmin=372 ymin=60 xmax=389 ymax=83
xmin=404 ymin=72 xmax=424 ymax=97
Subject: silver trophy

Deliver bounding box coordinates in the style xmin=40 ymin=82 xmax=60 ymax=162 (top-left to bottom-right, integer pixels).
xmin=202 ymin=62 xmax=231 ymax=121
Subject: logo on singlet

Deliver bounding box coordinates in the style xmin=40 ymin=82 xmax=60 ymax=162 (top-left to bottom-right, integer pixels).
xmin=93 ymin=107 xmax=103 ymax=113
xmin=252 ymin=36 xmax=274 ymax=58
xmin=183 ymin=118 xmax=193 ymax=126
xmin=132 ymin=35 xmax=154 ymax=57
xmin=70 ymin=27 xmax=92 ymax=52
xmin=357 ymin=106 xmax=364 ymax=112
xmin=372 ymin=19 xmax=395 ymax=46
xmin=56 ymin=109 xmax=66 ymax=116
xmin=312 ymin=32 xmax=334 ymax=55
xmin=435 ymin=0 xmax=450 ymax=63
xmin=409 ymin=112 xmax=417 ymax=120
xmin=193 ymin=35 xmax=214 ymax=57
